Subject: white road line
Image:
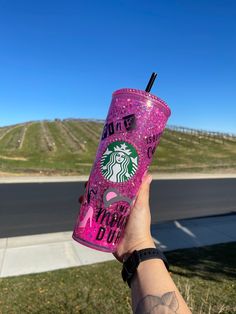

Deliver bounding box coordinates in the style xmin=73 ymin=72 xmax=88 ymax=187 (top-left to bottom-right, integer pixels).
xmin=174 ymin=220 xmax=196 ymax=238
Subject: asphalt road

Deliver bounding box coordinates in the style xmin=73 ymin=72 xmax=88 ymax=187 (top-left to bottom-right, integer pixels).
xmin=0 ymin=179 xmax=235 ymax=238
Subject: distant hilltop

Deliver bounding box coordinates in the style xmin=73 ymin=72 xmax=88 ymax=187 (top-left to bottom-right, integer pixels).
xmin=0 ymin=118 xmax=235 ymax=175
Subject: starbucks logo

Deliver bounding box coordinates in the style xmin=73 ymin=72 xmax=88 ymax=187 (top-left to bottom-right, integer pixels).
xmin=101 ymin=141 xmax=138 ymax=183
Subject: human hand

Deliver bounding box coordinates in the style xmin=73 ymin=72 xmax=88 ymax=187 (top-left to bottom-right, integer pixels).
xmin=113 ymin=173 xmax=155 ymax=263
xmin=78 ymin=173 xmax=155 ymax=262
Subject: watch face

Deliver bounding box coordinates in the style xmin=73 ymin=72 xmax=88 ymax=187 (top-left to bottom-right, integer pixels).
xmin=127 ymin=251 xmax=140 ymax=270
xmin=122 ymin=250 xmax=140 ymax=283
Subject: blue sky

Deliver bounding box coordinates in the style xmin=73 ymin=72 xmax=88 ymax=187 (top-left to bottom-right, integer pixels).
xmin=0 ymin=0 xmax=235 ymax=133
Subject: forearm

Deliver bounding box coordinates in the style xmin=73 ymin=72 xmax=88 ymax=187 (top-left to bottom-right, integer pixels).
xmin=131 ymin=259 xmax=192 ymax=314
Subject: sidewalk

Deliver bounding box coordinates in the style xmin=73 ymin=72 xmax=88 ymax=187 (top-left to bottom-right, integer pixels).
xmin=1 ymin=214 xmax=235 ymax=278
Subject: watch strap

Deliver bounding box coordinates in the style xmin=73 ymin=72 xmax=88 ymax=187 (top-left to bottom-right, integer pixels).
xmin=122 ymin=248 xmax=169 ymax=287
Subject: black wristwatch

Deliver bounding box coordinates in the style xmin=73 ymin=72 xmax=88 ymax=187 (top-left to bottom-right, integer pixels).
xmin=122 ymin=248 xmax=169 ymax=287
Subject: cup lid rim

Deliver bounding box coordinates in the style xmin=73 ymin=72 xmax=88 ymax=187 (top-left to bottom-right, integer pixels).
xmin=112 ymin=88 xmax=171 ymax=117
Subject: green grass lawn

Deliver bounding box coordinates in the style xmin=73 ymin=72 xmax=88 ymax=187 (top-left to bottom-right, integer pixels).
xmin=0 ymin=242 xmax=235 ymax=314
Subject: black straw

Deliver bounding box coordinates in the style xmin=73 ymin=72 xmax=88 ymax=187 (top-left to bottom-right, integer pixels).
xmin=145 ymin=72 xmax=157 ymax=92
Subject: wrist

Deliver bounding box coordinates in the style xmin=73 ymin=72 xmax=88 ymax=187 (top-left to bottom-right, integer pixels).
xmin=122 ymin=248 xmax=169 ymax=287
xmin=132 ymin=258 xmax=166 ymax=286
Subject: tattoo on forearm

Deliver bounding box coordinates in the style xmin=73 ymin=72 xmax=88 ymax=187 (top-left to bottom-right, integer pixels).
xmin=135 ymin=291 xmax=179 ymax=314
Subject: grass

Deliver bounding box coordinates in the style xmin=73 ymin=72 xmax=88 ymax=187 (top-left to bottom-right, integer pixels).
xmin=0 ymin=242 xmax=235 ymax=313
xmin=167 ymin=242 xmax=236 ymax=313
xmin=0 ymin=119 xmax=236 ymax=175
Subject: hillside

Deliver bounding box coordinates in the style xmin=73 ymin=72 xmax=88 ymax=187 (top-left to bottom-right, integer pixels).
xmin=0 ymin=119 xmax=236 ymax=175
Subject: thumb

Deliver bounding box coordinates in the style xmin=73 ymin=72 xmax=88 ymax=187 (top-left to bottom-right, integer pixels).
xmin=134 ymin=174 xmax=152 ymax=209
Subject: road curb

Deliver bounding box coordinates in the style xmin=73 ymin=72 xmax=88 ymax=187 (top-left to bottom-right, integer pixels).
xmin=1 ymin=173 xmax=236 ymax=184
xmin=1 ymin=214 xmax=236 ymax=278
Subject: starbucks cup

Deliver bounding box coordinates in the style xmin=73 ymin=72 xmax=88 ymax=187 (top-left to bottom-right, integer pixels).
xmin=72 ymin=85 xmax=171 ymax=252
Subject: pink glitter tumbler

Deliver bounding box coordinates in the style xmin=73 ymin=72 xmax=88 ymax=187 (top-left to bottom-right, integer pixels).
xmin=72 ymin=74 xmax=171 ymax=252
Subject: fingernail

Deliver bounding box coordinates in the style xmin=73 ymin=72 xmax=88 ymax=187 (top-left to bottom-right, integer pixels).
xmin=146 ymin=174 xmax=152 ymax=184
xmin=78 ymin=195 xmax=84 ymax=204
xmin=142 ymin=170 xmax=148 ymax=182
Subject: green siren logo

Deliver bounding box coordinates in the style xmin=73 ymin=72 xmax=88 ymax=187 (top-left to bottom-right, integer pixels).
xmin=101 ymin=141 xmax=138 ymax=183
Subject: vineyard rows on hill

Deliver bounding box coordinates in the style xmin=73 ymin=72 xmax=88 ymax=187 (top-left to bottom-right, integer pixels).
xmin=0 ymin=119 xmax=235 ymax=175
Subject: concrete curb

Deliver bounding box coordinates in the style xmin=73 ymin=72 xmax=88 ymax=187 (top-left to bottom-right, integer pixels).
xmin=1 ymin=173 xmax=236 ymax=184
xmin=1 ymin=214 xmax=235 ymax=278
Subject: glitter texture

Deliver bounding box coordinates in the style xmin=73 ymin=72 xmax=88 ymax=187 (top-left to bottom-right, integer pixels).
xmin=72 ymin=88 xmax=171 ymax=253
